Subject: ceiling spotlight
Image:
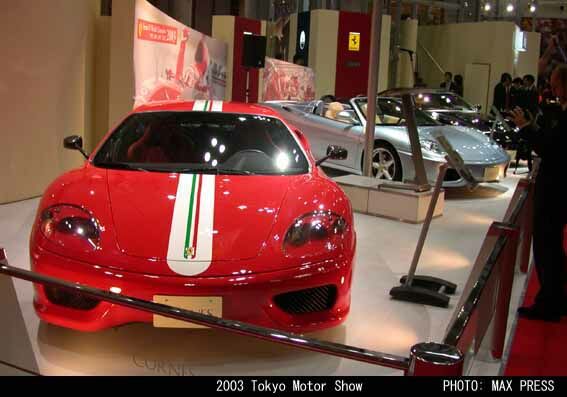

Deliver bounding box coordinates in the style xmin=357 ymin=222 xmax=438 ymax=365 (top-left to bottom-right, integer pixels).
xmin=484 ymin=2 xmax=492 ymax=11
xmin=506 ymin=3 xmax=514 ymax=12
xmin=530 ymin=4 xmax=537 ymax=12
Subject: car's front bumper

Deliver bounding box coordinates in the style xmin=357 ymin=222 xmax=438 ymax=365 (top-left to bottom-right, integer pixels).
xmin=31 ymin=246 xmax=353 ymax=333
xmin=398 ymin=151 xmax=510 ymax=188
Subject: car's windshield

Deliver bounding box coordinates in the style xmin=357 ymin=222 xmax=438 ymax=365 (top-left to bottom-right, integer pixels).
xmin=413 ymin=92 xmax=475 ymax=111
xmin=93 ymin=112 xmax=309 ymax=175
xmin=355 ymin=97 xmax=440 ymax=127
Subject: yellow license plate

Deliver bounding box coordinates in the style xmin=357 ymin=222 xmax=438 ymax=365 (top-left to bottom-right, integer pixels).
xmin=153 ymin=296 xmax=222 ymax=329
xmin=484 ymin=166 xmax=500 ymax=181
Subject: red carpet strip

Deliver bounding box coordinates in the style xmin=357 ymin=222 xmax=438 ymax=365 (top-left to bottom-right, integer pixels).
xmin=504 ymin=273 xmax=567 ymax=376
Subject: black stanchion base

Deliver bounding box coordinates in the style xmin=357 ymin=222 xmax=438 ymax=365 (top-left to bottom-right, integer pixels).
xmin=389 ymin=285 xmax=450 ymax=308
xmin=399 ymin=275 xmax=457 ymax=295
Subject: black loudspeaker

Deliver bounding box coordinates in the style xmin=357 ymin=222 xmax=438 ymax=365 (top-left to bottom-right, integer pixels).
xmin=242 ymin=34 xmax=267 ymax=68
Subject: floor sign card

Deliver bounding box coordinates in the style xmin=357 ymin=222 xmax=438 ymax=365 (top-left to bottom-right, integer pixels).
xmin=134 ymin=0 xmax=227 ymax=108
xmin=262 ymin=57 xmax=316 ymax=102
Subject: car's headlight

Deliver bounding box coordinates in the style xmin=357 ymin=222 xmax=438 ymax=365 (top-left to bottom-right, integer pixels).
xmin=40 ymin=205 xmax=101 ymax=252
xmin=420 ymin=139 xmax=446 ymax=155
xmin=283 ymin=211 xmax=348 ymax=258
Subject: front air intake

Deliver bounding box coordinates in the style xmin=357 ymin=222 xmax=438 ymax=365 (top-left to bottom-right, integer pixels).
xmin=274 ymin=285 xmax=338 ymax=315
xmin=45 ymin=286 xmax=100 ymax=311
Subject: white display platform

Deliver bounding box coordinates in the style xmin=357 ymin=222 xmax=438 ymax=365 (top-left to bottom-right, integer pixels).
xmin=0 ymin=174 xmax=529 ymax=376
xmin=334 ymin=175 xmax=444 ymax=224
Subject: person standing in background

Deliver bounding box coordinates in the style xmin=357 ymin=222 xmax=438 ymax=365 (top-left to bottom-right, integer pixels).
xmin=510 ymin=64 xmax=567 ymax=322
xmin=440 ymin=72 xmax=455 ymax=92
xmin=453 ymin=75 xmax=464 ymax=97
xmin=493 ymin=73 xmax=513 ymax=113
xmin=511 ymin=77 xmax=525 ymax=109
xmin=523 ymin=74 xmax=540 ymax=116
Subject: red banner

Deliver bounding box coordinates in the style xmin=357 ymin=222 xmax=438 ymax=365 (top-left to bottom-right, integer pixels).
xmin=137 ymin=19 xmax=178 ymax=45
xmin=134 ymin=0 xmax=227 ymax=107
xmin=262 ymin=57 xmax=316 ymax=102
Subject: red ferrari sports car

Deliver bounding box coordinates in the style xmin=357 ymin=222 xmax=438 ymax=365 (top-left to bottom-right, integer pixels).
xmin=30 ymin=100 xmax=356 ymax=333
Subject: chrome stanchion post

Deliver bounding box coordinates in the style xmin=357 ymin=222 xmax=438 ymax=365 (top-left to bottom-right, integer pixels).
xmin=491 ymin=223 xmax=519 ymax=360
xmin=408 ymin=343 xmax=464 ymax=376
xmin=390 ymin=163 xmax=457 ymax=308
xmin=520 ymin=179 xmax=534 ymax=274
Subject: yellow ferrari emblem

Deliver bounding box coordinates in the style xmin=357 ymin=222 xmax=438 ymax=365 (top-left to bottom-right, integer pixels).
xmin=185 ymin=246 xmax=195 ymax=258
xmin=349 ymin=32 xmax=360 ymax=52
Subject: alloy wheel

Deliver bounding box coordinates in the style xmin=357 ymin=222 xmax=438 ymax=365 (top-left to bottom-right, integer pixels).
xmin=372 ymin=147 xmax=396 ymax=180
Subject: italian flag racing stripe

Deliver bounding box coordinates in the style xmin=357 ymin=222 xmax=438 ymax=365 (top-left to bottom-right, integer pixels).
xmin=167 ymin=174 xmax=216 ymax=276
xmin=190 ymin=174 xmax=204 ymax=260
xmin=193 ymin=100 xmax=223 ymax=112
xmin=183 ymin=174 xmax=199 ymax=259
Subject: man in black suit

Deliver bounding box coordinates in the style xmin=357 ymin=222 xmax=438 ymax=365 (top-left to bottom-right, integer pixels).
xmin=523 ymin=74 xmax=540 ymax=116
xmin=493 ymin=73 xmax=512 ymax=113
xmin=440 ymin=72 xmax=455 ymax=92
xmin=510 ymin=77 xmax=524 ymax=109
xmin=510 ymin=64 xmax=567 ymax=322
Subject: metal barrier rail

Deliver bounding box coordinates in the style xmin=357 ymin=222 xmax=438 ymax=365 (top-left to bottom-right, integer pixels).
xmin=2 ymin=174 xmax=536 ymax=376
xmin=0 ymin=249 xmax=409 ymax=372
xmin=443 ymin=172 xmax=535 ymax=364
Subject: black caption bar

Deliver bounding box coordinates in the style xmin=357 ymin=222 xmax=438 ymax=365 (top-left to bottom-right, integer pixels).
xmin=4 ymin=377 xmax=566 ymax=394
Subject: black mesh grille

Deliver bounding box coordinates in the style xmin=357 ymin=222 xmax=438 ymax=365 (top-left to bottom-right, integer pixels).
xmin=45 ymin=286 xmax=100 ymax=311
xmin=274 ymin=285 xmax=338 ymax=315
xmin=444 ymin=168 xmax=462 ymax=182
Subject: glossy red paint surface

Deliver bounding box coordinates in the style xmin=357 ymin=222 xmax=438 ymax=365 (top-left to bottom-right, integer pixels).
xmin=30 ymin=101 xmax=356 ymax=332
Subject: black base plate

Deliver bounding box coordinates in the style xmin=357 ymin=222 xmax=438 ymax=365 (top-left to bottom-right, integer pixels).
xmin=389 ymin=285 xmax=450 ymax=308
xmin=399 ymin=275 xmax=457 ymax=295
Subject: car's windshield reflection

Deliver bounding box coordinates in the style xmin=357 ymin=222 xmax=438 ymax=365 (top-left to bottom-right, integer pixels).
xmin=93 ymin=112 xmax=310 ymax=175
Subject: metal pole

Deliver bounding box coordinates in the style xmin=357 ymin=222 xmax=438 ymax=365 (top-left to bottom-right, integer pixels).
xmin=520 ymin=179 xmax=534 ymax=273
xmin=492 ymin=224 xmax=519 ymax=359
xmin=0 ymin=257 xmax=410 ymax=371
xmin=390 ymin=0 xmax=402 ymax=88
xmin=405 ymin=163 xmax=447 ymax=286
xmin=363 ymin=0 xmax=383 ymax=177
xmin=401 ymin=93 xmax=430 ymax=189
xmin=408 ymin=343 xmax=464 ymax=376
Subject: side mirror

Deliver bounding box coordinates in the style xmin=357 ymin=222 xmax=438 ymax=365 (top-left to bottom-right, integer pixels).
xmin=64 ymin=135 xmax=89 ymax=159
xmin=335 ymin=111 xmax=358 ymax=125
xmin=316 ymin=145 xmax=348 ymax=166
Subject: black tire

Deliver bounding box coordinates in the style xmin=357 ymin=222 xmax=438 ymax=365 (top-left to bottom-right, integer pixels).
xmin=363 ymin=142 xmax=403 ymax=182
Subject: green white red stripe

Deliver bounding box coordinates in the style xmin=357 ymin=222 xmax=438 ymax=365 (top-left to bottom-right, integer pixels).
xmin=166 ymin=100 xmax=222 ymax=276
xmin=167 ymin=174 xmax=216 ymax=276
xmin=193 ymin=100 xmax=223 ymax=112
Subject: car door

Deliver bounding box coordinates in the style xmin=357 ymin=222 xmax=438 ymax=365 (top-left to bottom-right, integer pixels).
xmin=300 ymin=105 xmax=361 ymax=171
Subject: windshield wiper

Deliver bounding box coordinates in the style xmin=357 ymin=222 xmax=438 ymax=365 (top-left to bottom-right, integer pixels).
xmin=147 ymin=167 xmax=255 ymax=175
xmin=94 ymin=162 xmax=150 ymax=172
xmin=96 ymin=162 xmax=255 ymax=175
xmin=197 ymin=168 xmax=254 ymax=176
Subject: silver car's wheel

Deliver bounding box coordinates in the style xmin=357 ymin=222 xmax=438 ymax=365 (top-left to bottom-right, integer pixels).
xmin=372 ymin=146 xmax=401 ymax=181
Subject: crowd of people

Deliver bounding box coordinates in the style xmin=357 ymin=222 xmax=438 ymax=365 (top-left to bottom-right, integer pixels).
xmin=493 ymin=73 xmax=539 ymax=116
xmin=493 ymin=73 xmax=541 ymax=171
xmin=415 ymin=67 xmax=567 ymax=324
xmin=509 ymin=64 xmax=567 ymax=323
xmin=439 ymin=72 xmax=464 ymax=96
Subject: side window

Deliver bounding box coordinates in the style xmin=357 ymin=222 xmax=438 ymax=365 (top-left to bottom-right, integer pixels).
xmin=377 ymin=100 xmax=405 ymax=126
xmin=323 ymin=103 xmax=358 ymax=125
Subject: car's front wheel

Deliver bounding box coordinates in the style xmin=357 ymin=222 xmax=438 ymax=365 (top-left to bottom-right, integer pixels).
xmin=371 ymin=142 xmax=403 ymax=181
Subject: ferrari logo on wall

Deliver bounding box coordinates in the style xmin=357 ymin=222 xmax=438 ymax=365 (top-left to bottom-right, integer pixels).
xmin=349 ymin=32 xmax=360 ymax=52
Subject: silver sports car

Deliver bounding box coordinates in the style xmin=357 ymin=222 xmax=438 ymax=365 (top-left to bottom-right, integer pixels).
xmin=264 ymin=97 xmax=510 ymax=187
